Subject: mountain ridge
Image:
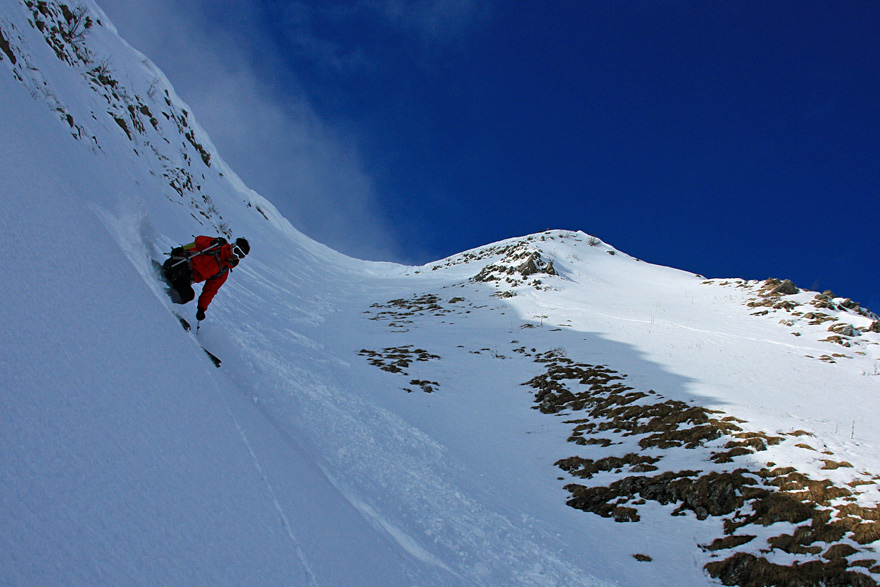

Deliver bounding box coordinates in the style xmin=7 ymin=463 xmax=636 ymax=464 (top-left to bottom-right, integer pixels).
xmin=3 ymin=1 xmax=880 ymax=585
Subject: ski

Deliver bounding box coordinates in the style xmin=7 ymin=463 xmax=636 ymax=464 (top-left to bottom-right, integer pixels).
xmin=172 ymin=311 xmax=222 ymax=367
xmin=176 ymin=314 xmax=192 ymax=331
xmin=202 ymin=348 xmax=222 ymax=368
xmin=153 ymin=258 xmax=223 ymax=368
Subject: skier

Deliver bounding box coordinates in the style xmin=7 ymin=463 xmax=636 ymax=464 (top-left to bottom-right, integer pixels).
xmin=162 ymin=236 xmax=249 ymax=322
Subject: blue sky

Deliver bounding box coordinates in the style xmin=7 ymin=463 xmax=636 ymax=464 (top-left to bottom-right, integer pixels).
xmin=98 ymin=0 xmax=879 ymax=310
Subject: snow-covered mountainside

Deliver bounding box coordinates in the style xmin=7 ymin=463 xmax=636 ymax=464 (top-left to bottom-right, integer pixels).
xmin=3 ymin=1 xmax=880 ymax=585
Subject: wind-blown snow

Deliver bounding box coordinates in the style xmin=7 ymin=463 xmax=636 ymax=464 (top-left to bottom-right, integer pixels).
xmin=2 ymin=1 xmax=879 ymax=585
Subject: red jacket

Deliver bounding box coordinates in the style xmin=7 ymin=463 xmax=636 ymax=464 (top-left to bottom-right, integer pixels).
xmin=182 ymin=236 xmax=235 ymax=311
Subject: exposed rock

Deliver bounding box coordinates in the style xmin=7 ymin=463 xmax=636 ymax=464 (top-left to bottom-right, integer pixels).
xmin=516 ymin=253 xmax=541 ymax=276
xmin=828 ymin=323 xmax=858 ymax=337
xmin=0 ymin=27 xmax=16 ymax=64
xmin=771 ymin=279 xmax=799 ymax=296
xmin=473 ymin=248 xmax=557 ymax=285
xmin=840 ymin=298 xmax=861 ymax=311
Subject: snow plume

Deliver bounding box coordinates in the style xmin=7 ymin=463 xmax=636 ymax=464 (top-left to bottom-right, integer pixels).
xmin=96 ymin=0 xmax=404 ymax=262
xmin=2 ymin=1 xmax=880 ymax=586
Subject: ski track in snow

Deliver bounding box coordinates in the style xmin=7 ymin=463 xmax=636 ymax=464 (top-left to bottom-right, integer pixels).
xmin=208 ymin=255 xmax=624 ymax=585
xmin=96 ymin=202 xmax=323 ymax=583
xmin=317 ymin=468 xmax=459 ymax=575
xmin=221 ymin=398 xmax=319 ymax=586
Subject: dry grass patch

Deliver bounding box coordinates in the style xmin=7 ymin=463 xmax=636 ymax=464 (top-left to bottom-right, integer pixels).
xmin=705 ymin=552 xmax=876 ymax=587
xmin=823 ymin=459 xmax=854 ymax=470
xmin=523 ymin=351 xmax=880 ymax=585
xmin=556 ymin=454 xmax=660 ymax=479
xmin=703 ymin=535 xmax=756 ymax=551
xmin=358 ymin=345 xmax=440 ymax=376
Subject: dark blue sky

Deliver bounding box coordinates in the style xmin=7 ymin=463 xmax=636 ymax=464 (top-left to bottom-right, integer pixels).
xmin=101 ymin=0 xmax=879 ymax=310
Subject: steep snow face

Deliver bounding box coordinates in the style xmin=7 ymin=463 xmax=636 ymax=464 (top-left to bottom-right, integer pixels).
xmin=0 ymin=10 xmax=432 ymax=587
xmin=348 ymin=232 xmax=880 ymax=585
xmin=3 ymin=1 xmax=880 ymax=586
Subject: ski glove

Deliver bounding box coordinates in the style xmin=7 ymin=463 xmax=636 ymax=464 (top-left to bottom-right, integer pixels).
xmin=196 ymin=308 xmax=206 ymax=321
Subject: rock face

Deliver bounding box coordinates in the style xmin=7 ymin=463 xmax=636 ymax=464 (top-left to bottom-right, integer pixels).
xmin=829 ymin=323 xmax=858 ymax=338
xmin=516 ymin=252 xmax=557 ymax=277
xmin=771 ymin=279 xmax=800 ymax=296
xmin=472 ymin=242 xmax=558 ymax=292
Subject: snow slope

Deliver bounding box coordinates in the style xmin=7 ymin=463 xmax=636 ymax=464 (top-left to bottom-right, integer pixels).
xmin=2 ymin=1 xmax=880 ymax=585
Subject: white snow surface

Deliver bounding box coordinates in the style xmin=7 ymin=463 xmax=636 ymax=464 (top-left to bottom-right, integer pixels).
xmin=2 ymin=1 xmax=879 ymax=585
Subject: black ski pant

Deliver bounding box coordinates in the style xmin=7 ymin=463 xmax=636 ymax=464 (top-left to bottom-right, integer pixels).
xmin=162 ymin=258 xmax=195 ymax=305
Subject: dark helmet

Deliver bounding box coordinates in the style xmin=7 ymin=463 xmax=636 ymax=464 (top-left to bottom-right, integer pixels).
xmin=233 ymin=237 xmax=250 ymax=258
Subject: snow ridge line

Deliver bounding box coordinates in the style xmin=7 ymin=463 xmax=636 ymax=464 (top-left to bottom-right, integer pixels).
xmin=220 ymin=397 xmax=319 ymax=586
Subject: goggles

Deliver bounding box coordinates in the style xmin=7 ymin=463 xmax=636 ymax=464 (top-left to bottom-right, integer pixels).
xmin=233 ymin=245 xmax=247 ymax=258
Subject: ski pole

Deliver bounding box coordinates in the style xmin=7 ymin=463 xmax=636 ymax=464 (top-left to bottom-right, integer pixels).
xmin=168 ymin=244 xmax=222 ymax=268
